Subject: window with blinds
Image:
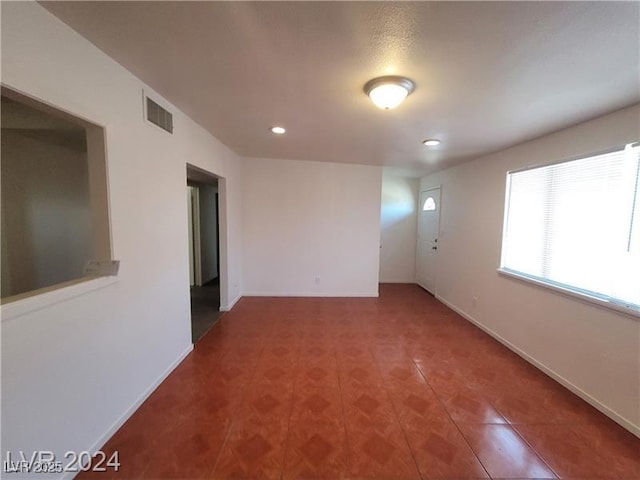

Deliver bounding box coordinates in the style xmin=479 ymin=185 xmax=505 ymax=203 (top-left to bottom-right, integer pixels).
xmin=500 ymin=142 xmax=640 ymax=312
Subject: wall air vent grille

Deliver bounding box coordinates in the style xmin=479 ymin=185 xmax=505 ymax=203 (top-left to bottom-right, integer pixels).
xmin=145 ymin=96 xmax=173 ymax=134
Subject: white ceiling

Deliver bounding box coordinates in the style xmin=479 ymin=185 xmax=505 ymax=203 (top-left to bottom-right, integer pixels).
xmin=42 ymin=1 xmax=640 ymax=176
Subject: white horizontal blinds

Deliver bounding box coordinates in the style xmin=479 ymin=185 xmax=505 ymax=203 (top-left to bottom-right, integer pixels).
xmin=502 ymin=169 xmax=547 ymax=276
xmin=613 ymin=144 xmax=640 ymax=305
xmin=502 ymin=143 xmax=640 ymax=307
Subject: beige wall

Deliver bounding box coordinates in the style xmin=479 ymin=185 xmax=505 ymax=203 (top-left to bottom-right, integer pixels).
xmin=379 ymin=173 xmax=419 ymax=283
xmin=242 ymin=157 xmax=382 ymax=296
xmin=1 ymin=129 xmax=92 ymax=297
xmin=420 ymin=104 xmax=640 ymax=434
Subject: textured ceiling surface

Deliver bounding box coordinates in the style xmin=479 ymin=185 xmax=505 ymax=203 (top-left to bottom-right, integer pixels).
xmin=42 ymin=1 xmax=640 ymax=175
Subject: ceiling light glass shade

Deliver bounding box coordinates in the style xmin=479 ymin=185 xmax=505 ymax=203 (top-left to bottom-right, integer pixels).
xmin=422 ymin=139 xmax=441 ymax=146
xmin=270 ymin=126 xmax=286 ymax=134
xmin=364 ymin=76 xmax=415 ymax=110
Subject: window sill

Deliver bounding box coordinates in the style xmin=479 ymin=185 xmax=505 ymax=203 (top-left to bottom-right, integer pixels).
xmin=497 ymin=268 xmax=640 ymax=319
xmin=1 ymin=276 xmax=118 ymax=322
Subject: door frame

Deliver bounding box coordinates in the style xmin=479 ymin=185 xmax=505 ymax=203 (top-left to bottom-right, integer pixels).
xmin=186 ymin=163 xmax=229 ymax=309
xmin=188 ymin=185 xmax=203 ymax=286
xmin=416 ymin=185 xmax=442 ymax=295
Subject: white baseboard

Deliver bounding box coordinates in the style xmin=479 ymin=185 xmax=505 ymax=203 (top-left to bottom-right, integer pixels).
xmin=378 ymin=279 xmax=417 ymax=284
xmin=221 ymin=290 xmax=381 ymax=309
xmin=220 ymin=293 xmax=242 ymax=312
xmin=436 ymin=294 xmax=640 ymax=438
xmin=242 ymin=291 xmax=379 ymax=298
xmin=61 ymin=344 xmax=194 ymax=480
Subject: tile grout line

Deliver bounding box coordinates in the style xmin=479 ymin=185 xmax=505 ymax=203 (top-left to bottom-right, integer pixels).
xmin=278 ymin=331 xmax=302 ymax=480
xmin=207 ymin=418 xmax=236 ymax=479
xmin=368 ymin=341 xmax=423 ymax=480
xmin=410 ymin=338 xmax=564 ymax=479
xmin=194 ymin=345 xmax=237 ymax=479
xmin=335 ymin=336 xmax=353 ymax=480
xmin=506 ymin=423 xmax=562 ymax=480
xmin=209 ymin=318 xmax=269 ymax=478
xmin=409 ymin=347 xmax=493 ymax=480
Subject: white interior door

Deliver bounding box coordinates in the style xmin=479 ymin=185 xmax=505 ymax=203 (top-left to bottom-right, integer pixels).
xmin=416 ymin=187 xmax=441 ymax=294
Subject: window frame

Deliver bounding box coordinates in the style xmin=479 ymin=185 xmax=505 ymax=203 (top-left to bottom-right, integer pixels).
xmin=422 ymin=196 xmax=437 ymax=211
xmin=497 ymin=143 xmax=640 ymax=319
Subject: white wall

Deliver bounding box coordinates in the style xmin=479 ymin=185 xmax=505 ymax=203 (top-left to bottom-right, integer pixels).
xmin=1 ymin=130 xmax=92 ymax=297
xmin=379 ymin=173 xmax=419 ymax=283
xmin=420 ymin=104 xmax=640 ymax=434
xmin=242 ymin=157 xmax=382 ymax=296
xmin=0 ymin=3 xmax=244 ymax=477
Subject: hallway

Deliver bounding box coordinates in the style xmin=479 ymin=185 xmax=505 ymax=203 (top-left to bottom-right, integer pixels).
xmin=191 ymin=278 xmax=222 ymax=343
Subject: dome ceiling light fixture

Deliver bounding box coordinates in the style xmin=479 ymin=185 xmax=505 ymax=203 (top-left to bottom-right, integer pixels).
xmin=270 ymin=126 xmax=286 ymax=134
xmin=422 ymin=139 xmax=441 ymax=146
xmin=364 ymin=76 xmax=415 ymax=110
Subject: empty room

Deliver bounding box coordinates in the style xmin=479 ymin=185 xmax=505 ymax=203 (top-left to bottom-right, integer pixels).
xmin=1 ymin=2 xmax=639 ymax=479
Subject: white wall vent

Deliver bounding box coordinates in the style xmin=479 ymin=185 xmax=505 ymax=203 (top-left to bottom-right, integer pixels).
xmin=145 ymin=96 xmax=173 ymax=134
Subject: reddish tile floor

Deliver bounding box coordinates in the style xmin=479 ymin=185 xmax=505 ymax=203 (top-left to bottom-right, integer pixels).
xmin=81 ymin=284 xmax=640 ymax=479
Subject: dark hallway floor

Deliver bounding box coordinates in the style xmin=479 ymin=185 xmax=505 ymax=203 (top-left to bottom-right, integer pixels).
xmin=191 ymin=277 xmax=222 ymax=343
xmin=82 ymin=284 xmax=639 ymax=479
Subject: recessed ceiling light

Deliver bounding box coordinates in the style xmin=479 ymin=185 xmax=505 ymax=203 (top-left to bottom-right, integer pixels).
xmin=364 ymin=76 xmax=415 ymax=110
xmin=422 ymin=139 xmax=441 ymax=147
xmin=270 ymin=126 xmax=286 ymax=134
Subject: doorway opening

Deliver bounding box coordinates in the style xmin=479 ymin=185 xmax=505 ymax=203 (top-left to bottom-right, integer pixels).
xmin=187 ymin=166 xmax=221 ymax=343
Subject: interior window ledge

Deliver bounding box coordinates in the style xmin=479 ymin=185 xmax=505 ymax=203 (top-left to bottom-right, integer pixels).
xmin=1 ymin=276 xmax=118 ymax=322
xmin=497 ymin=268 xmax=640 ymax=320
